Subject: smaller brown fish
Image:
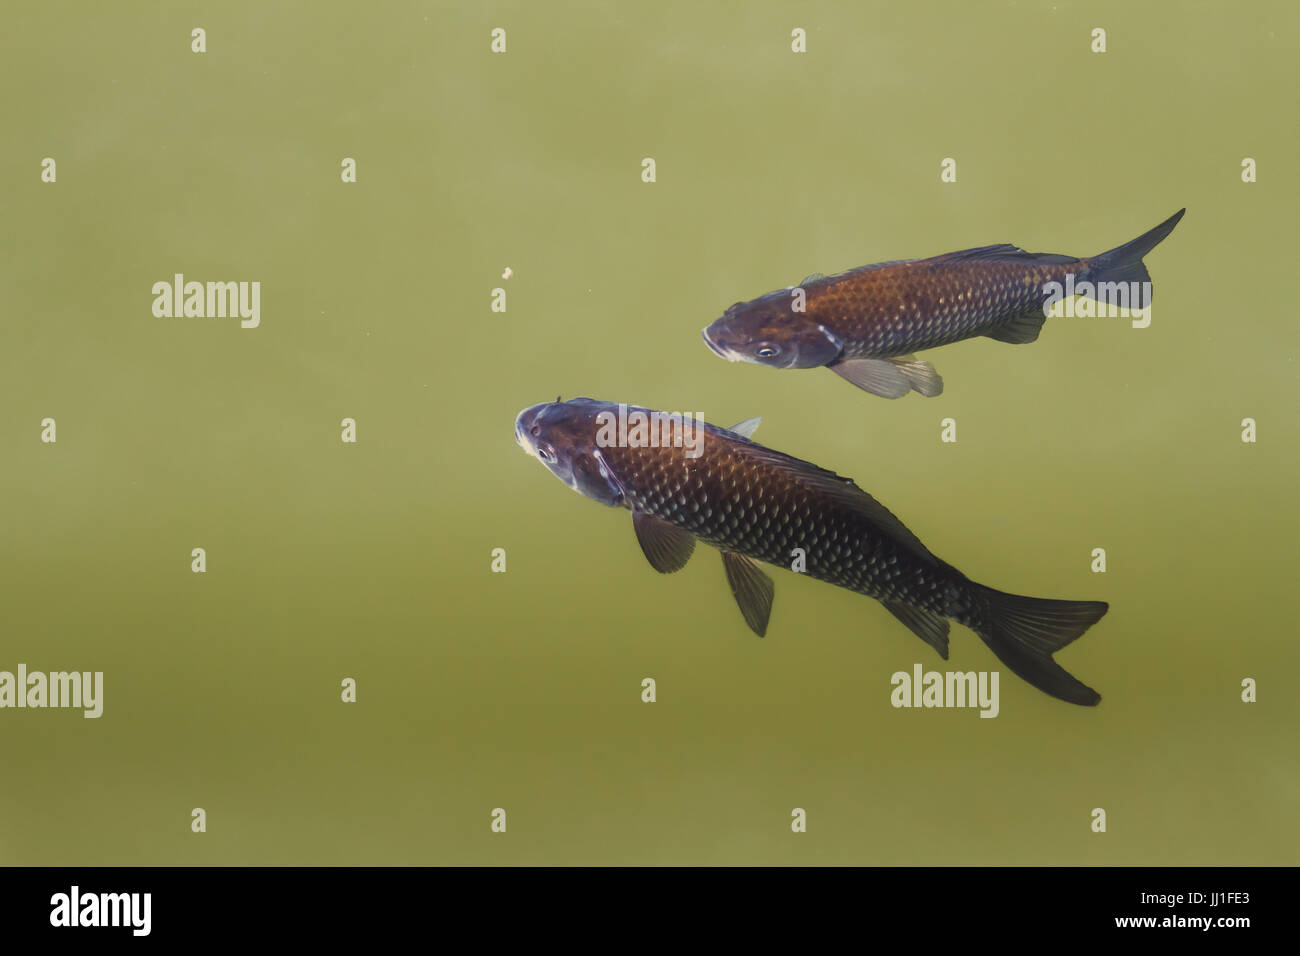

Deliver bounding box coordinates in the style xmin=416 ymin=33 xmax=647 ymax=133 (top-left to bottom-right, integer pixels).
xmin=701 ymin=209 xmax=1185 ymax=398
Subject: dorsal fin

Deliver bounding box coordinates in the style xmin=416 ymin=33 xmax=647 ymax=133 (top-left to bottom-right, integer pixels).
xmin=927 ymin=244 xmax=1077 ymax=265
xmin=794 ymin=259 xmax=918 ymax=287
xmin=837 ymin=258 xmax=916 ymax=279
xmin=725 ymin=416 xmax=761 ymax=439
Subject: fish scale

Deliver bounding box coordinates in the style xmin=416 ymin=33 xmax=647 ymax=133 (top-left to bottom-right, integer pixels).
xmin=597 ymin=421 xmax=960 ymax=616
xmin=808 ymin=258 xmax=1078 ymax=357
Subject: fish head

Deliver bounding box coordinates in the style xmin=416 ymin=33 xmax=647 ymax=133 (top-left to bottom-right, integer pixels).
xmin=701 ymin=293 xmax=842 ymax=369
xmin=515 ymin=398 xmax=627 ymax=507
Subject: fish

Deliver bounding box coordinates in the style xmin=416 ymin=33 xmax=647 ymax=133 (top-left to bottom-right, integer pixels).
xmin=701 ymin=209 xmax=1186 ymax=398
xmin=515 ymin=398 xmax=1108 ymax=705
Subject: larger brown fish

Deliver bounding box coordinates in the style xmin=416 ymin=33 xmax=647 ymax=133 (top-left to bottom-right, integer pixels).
xmin=701 ymin=209 xmax=1185 ymax=398
xmin=515 ymin=398 xmax=1108 ymax=705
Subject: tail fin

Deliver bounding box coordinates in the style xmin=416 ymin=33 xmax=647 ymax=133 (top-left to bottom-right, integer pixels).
xmin=1083 ymin=208 xmax=1185 ymax=309
xmin=973 ymin=587 xmax=1108 ymax=706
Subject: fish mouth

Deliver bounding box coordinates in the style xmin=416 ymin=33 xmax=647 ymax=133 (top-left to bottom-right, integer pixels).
xmin=701 ymin=327 xmax=737 ymax=361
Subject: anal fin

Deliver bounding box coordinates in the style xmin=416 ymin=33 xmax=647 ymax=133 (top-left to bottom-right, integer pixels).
xmin=633 ymin=512 xmax=696 ymax=573
xmin=985 ymin=309 xmax=1046 ymax=344
xmin=721 ymin=552 xmax=775 ymax=637
xmin=882 ymin=600 xmax=950 ymax=659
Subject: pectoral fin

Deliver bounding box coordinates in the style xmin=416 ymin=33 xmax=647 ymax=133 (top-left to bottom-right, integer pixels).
xmin=633 ymin=512 xmax=696 ymax=573
xmin=887 ymin=354 xmax=943 ymax=396
xmin=721 ymin=551 xmax=775 ymax=637
xmin=830 ymin=358 xmax=909 ymax=397
xmin=882 ymin=600 xmax=950 ymax=659
xmin=829 ymin=356 xmax=942 ymax=398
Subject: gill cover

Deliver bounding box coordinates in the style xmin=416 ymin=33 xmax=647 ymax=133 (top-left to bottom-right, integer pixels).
xmin=783 ymin=322 xmax=843 ymax=367
xmin=570 ymin=449 xmax=625 ymax=506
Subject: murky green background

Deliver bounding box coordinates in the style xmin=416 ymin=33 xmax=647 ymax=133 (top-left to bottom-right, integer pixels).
xmin=1 ymin=1 xmax=1295 ymax=865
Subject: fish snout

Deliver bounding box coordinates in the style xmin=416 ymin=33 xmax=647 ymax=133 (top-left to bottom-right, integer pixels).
xmin=701 ymin=324 xmax=738 ymax=361
xmin=514 ymin=403 xmax=550 ymax=451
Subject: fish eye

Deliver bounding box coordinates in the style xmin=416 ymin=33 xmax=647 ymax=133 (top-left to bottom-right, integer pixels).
xmin=754 ymin=343 xmax=781 ymax=358
xmin=537 ymin=443 xmax=557 ymax=463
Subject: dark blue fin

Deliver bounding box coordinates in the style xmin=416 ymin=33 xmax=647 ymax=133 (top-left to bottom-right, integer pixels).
xmin=633 ymin=512 xmax=696 ymax=573
xmin=929 ymin=244 xmax=1077 ymax=265
xmin=721 ymin=551 xmax=774 ymax=637
xmin=973 ymin=587 xmax=1107 ymax=706
xmin=1084 ymin=208 xmax=1186 ymax=309
xmin=883 ymin=601 xmax=950 ymax=658
xmin=985 ymin=310 xmax=1046 ymax=344
xmin=839 ymin=258 xmax=916 ymax=278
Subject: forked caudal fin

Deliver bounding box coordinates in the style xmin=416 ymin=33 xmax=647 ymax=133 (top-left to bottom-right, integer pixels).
xmin=972 ymin=587 xmax=1108 ymax=706
xmin=1083 ymin=207 xmax=1185 ymax=310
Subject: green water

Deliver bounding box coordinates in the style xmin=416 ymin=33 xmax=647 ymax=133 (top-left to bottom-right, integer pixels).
xmin=1 ymin=0 xmax=1295 ymax=865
